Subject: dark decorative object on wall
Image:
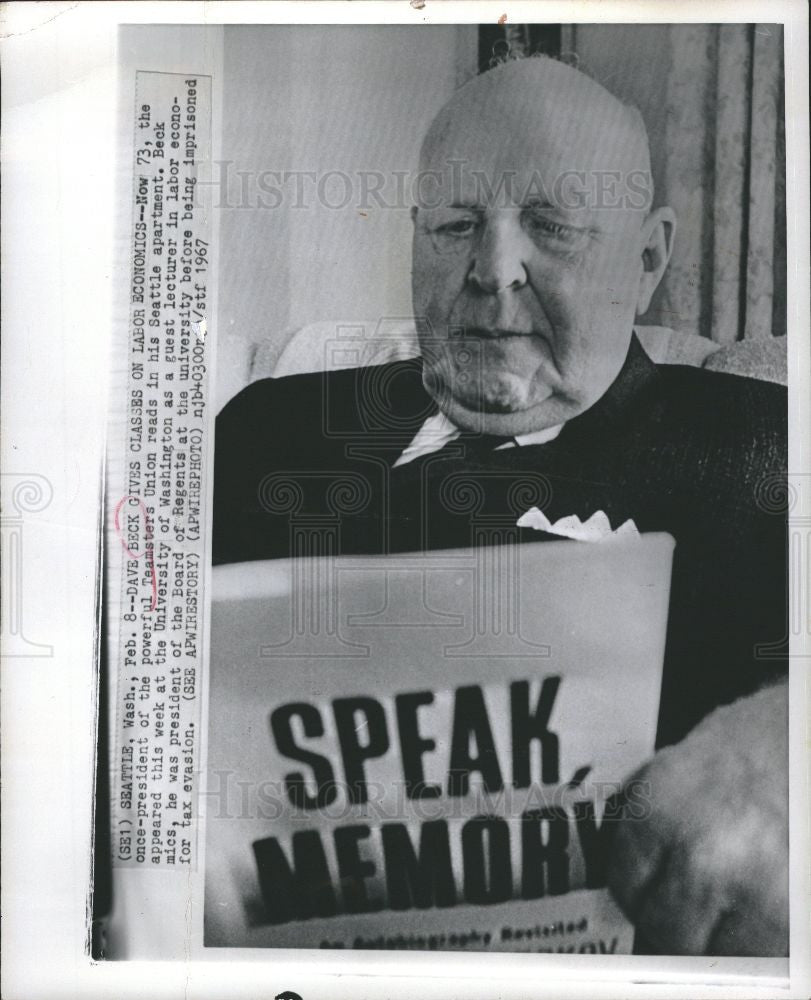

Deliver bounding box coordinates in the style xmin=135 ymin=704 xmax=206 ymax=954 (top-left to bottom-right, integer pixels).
xmin=478 ymin=23 xmax=562 ymax=71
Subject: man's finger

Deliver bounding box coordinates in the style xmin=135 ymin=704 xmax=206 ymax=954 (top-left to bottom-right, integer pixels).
xmin=632 ymin=841 xmax=726 ymax=955
xmin=605 ymin=760 xmax=679 ymax=919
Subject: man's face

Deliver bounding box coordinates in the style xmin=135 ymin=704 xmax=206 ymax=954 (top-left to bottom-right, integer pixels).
xmin=411 ymin=65 xmax=659 ymax=436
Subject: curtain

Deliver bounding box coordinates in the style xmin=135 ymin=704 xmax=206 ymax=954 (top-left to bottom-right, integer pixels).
xmin=659 ymin=24 xmax=785 ymax=343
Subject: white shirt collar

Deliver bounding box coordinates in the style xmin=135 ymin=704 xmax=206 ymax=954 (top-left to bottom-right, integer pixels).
xmin=393 ymin=411 xmax=564 ymax=468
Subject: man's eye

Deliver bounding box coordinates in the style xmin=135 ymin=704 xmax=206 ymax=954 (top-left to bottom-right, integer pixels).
xmin=435 ymin=219 xmax=478 ymax=238
xmin=522 ymin=213 xmax=573 ymax=239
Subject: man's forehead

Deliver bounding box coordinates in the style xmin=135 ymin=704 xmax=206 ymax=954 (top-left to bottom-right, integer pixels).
xmin=419 ymin=58 xmax=652 ymax=202
xmin=416 ymin=149 xmax=653 ymax=219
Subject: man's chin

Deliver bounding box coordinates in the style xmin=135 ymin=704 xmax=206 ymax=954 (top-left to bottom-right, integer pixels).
xmin=442 ymin=387 xmax=575 ymax=437
xmin=424 ymin=363 xmax=578 ymax=433
xmin=479 ymin=373 xmax=545 ymax=413
xmin=453 ymin=372 xmax=553 ymax=415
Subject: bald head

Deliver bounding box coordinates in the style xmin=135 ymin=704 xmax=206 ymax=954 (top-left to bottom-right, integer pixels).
xmin=419 ymin=56 xmax=653 ymax=213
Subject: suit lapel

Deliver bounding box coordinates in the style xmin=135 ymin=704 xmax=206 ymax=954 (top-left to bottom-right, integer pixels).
xmin=558 ymin=334 xmax=661 ymax=446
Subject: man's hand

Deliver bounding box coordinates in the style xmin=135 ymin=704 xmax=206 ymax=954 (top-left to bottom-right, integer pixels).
xmin=607 ymin=680 xmax=789 ymax=956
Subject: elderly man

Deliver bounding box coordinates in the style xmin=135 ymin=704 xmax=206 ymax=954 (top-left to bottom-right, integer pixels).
xmin=213 ymin=57 xmax=788 ymax=955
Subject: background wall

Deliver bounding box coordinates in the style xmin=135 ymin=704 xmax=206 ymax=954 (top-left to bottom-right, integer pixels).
xmin=216 ymin=25 xmax=478 ymax=410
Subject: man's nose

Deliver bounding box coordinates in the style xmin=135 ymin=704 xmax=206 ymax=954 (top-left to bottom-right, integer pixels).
xmin=467 ymin=215 xmax=529 ymax=294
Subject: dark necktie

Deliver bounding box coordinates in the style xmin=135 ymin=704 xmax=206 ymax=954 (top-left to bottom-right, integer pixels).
xmin=454 ymin=429 xmax=517 ymax=459
xmin=390 ymin=427 xmax=518 ymax=474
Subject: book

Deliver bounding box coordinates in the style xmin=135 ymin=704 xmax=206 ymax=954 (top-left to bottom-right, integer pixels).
xmin=204 ymin=534 xmax=674 ymax=952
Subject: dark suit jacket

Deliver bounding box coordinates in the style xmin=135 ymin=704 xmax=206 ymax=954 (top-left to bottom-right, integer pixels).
xmin=214 ymin=336 xmax=787 ymax=747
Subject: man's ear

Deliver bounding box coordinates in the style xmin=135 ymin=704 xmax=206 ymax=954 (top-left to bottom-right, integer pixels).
xmin=636 ymin=207 xmax=676 ymax=316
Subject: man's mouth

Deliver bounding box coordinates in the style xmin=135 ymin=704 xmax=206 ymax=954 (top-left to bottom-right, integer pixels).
xmin=464 ymin=326 xmax=537 ymax=340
